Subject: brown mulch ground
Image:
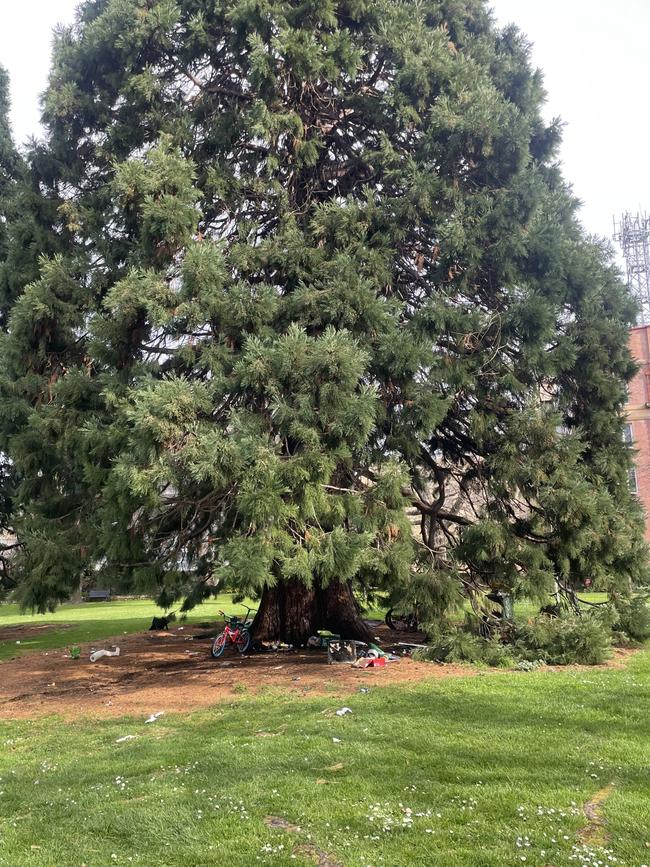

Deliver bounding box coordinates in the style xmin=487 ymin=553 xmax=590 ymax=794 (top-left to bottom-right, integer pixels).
xmin=0 ymin=624 xmax=472 ymax=720
xmin=0 ymin=625 xmax=637 ymax=721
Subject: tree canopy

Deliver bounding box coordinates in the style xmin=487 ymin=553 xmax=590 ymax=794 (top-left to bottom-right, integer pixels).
xmin=0 ymin=0 xmax=645 ymax=637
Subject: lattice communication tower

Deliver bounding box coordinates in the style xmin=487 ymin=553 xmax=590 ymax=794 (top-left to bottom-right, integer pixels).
xmin=613 ymin=211 xmax=650 ymax=325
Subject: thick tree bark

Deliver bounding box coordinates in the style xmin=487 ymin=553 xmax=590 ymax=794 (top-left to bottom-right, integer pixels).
xmin=251 ymin=577 xmax=374 ymax=645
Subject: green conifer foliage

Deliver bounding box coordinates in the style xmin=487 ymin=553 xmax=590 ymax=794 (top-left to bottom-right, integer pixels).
xmin=0 ymin=1 xmax=645 ymax=635
xmin=0 ymin=66 xmax=20 ymax=592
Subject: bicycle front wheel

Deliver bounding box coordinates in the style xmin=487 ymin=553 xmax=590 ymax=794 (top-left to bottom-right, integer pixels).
xmin=211 ymin=631 xmax=228 ymax=658
xmin=236 ymin=630 xmax=251 ymax=654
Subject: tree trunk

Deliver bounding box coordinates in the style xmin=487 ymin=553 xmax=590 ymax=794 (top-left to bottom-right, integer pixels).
xmin=251 ymin=578 xmax=320 ymax=646
xmin=319 ymin=577 xmax=374 ymax=644
xmin=251 ymin=577 xmax=374 ymax=645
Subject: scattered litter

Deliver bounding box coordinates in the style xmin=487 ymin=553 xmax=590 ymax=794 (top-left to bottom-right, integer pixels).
xmin=115 ymin=735 xmax=136 ymax=743
xmin=332 ymin=737 xmax=341 ymax=743
xmin=89 ymin=647 xmax=120 ymax=662
xmin=327 ymin=639 xmax=363 ymax=664
xmin=273 ymin=665 xmax=284 ymax=670
xmin=396 ymin=642 xmax=427 ymax=649
xmin=359 ymin=687 xmax=369 ymax=694
xmin=335 ymin=707 xmax=353 ymax=716
xmin=145 ymin=712 xmax=164 ymax=724
xmin=352 ymin=656 xmax=386 ymax=669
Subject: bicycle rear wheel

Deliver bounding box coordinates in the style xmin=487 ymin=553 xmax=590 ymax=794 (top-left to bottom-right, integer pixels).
xmin=236 ymin=630 xmax=251 ymax=654
xmin=211 ymin=631 xmax=228 ymax=658
xmin=385 ymin=608 xmax=417 ymax=631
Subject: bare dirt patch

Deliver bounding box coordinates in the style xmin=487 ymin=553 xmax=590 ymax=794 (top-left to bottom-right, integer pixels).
xmin=581 ymin=783 xmax=615 ymax=845
xmin=0 ymin=627 xmax=638 ymax=721
xmin=293 ymin=843 xmax=342 ymax=867
xmin=0 ymin=623 xmax=73 ymax=642
xmin=263 ymin=816 xmax=342 ymax=866
xmin=0 ymin=624 xmax=471 ymax=720
xmin=264 ymin=816 xmax=302 ymax=833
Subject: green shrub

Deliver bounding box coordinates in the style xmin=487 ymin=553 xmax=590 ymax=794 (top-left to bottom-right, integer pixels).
xmin=615 ymin=597 xmax=650 ymax=643
xmin=514 ymin=615 xmax=611 ymax=666
xmin=516 ymin=659 xmax=546 ymax=672
xmin=417 ymin=628 xmax=514 ymax=667
xmin=418 ymin=610 xmax=614 ymax=668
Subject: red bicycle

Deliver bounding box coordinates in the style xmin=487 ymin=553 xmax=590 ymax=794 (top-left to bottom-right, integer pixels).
xmin=211 ymin=606 xmax=255 ymax=658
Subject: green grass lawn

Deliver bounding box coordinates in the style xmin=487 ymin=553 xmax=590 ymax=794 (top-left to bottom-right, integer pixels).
xmin=0 ymin=646 xmax=648 ymax=866
xmin=0 ymin=597 xmax=255 ymax=661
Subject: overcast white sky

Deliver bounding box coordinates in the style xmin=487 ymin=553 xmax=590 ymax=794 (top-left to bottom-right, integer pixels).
xmin=1 ymin=0 xmax=648 ymax=245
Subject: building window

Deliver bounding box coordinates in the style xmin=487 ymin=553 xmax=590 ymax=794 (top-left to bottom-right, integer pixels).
xmin=629 ymin=467 xmax=638 ymax=493
xmin=624 ymin=423 xmax=633 ymax=445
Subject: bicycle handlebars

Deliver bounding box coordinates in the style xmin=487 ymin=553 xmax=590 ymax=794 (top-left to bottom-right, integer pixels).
xmin=219 ymin=605 xmax=257 ymax=623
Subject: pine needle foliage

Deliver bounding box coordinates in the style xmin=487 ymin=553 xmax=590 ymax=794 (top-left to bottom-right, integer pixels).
xmin=0 ymin=1 xmax=645 ymax=623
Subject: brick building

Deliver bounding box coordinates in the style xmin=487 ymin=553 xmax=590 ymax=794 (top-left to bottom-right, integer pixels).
xmin=625 ymin=325 xmax=650 ymax=541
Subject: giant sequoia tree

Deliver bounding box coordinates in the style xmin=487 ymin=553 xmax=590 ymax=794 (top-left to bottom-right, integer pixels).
xmin=0 ymin=0 xmax=646 ymax=639
xmin=0 ymin=65 xmax=22 ymax=591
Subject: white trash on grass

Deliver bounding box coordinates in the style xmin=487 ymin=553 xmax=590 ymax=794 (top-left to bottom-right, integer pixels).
xmin=89 ymin=647 xmax=120 ymax=662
